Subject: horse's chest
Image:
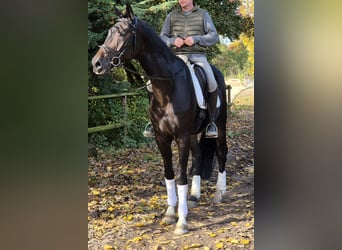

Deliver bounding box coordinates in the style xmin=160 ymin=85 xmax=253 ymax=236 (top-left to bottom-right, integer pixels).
xmin=152 ymin=103 xmax=179 ymax=132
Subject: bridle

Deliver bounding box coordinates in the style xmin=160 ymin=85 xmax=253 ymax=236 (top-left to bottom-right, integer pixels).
xmin=97 ymin=17 xmax=185 ymax=81
xmin=99 ymin=17 xmax=137 ymax=67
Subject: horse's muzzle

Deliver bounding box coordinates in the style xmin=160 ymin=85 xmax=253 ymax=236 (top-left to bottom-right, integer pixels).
xmin=92 ymin=60 xmax=107 ymax=75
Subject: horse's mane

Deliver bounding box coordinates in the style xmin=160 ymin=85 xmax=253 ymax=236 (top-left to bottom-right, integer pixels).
xmin=137 ymin=18 xmax=176 ymax=59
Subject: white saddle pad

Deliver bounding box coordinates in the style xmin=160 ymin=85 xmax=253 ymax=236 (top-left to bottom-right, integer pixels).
xmin=187 ymin=63 xmax=220 ymax=109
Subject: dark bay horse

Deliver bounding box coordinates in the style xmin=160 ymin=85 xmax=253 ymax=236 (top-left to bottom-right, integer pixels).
xmin=92 ymin=4 xmax=228 ymax=235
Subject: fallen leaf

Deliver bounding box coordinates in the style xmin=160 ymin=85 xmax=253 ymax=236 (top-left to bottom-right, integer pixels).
xmin=240 ymin=239 xmax=250 ymax=245
xmin=135 ymin=222 xmax=146 ymax=227
xmin=215 ymin=242 xmax=224 ymax=249
xmin=227 ymin=238 xmax=239 ymax=244
xmin=103 ymin=244 xmax=114 ymax=249
xmin=128 ymin=236 xmax=143 ymax=243
xmin=125 ymin=214 xmax=133 ymax=221
xmin=92 ymin=190 xmax=100 ymax=195
xmin=208 ymin=232 xmax=217 ymax=237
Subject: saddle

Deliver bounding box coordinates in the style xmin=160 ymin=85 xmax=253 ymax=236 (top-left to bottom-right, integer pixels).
xmin=187 ymin=63 xmax=222 ymax=133
xmin=187 ymin=63 xmax=221 ymax=109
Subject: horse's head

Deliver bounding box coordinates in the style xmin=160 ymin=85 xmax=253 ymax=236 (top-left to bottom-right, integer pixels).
xmin=92 ymin=4 xmax=137 ymax=75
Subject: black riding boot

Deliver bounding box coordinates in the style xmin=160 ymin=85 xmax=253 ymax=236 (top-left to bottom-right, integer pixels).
xmin=205 ymin=89 xmax=218 ymax=138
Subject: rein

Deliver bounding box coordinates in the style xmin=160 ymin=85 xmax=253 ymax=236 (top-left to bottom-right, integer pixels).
xmin=122 ymin=62 xmax=185 ymax=81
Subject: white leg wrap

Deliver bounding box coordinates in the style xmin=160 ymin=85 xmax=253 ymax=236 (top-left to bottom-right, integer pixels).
xmin=177 ymin=184 xmax=188 ymax=220
xmin=165 ymin=178 xmax=177 ymax=206
xmin=190 ymin=175 xmax=201 ymax=199
xmin=216 ymin=171 xmax=226 ymax=192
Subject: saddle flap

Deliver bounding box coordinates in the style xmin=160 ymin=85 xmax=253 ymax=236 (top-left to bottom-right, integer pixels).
xmin=187 ymin=63 xmax=220 ymax=109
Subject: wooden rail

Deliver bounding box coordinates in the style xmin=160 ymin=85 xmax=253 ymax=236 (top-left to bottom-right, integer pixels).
xmin=88 ymin=85 xmax=232 ymax=134
xmin=88 ymin=91 xmax=145 ymax=134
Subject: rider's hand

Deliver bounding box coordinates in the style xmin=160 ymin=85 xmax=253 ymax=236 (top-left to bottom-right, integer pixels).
xmin=184 ymin=36 xmax=194 ymax=46
xmin=174 ymin=37 xmax=184 ymax=48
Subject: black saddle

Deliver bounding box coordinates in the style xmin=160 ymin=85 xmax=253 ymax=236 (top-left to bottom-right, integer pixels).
xmin=192 ymin=64 xmax=223 ymax=133
xmin=193 ymin=65 xmax=208 ymax=100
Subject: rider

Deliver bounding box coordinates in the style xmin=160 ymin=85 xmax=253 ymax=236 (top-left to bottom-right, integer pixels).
xmin=143 ymin=0 xmax=219 ymax=138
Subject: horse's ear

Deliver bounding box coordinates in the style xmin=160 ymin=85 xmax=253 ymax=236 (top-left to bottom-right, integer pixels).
xmin=114 ymin=5 xmax=123 ymax=18
xmin=125 ymin=4 xmax=135 ymax=20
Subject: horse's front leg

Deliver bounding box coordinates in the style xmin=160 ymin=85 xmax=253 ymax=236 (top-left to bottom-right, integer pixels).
xmin=155 ymin=136 xmax=177 ymax=225
xmin=174 ymin=135 xmax=191 ymax=235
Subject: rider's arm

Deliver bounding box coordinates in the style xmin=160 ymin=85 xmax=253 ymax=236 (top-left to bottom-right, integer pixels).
xmin=192 ymin=12 xmax=219 ymax=47
xmin=160 ymin=13 xmax=177 ymax=47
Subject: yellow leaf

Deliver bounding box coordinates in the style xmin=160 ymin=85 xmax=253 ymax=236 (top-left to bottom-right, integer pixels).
xmin=126 ymin=170 xmax=134 ymax=174
xmin=190 ymin=243 xmax=203 ymax=248
xmin=125 ymin=214 xmax=133 ymax=221
xmin=131 ymin=236 xmax=143 ymax=242
xmin=127 ymin=236 xmax=143 ymax=243
xmin=107 ymin=207 xmax=114 ymax=212
xmin=92 ymin=190 xmax=100 ymax=195
xmin=245 ymin=223 xmax=251 ymax=227
xmin=203 ymin=247 xmax=210 ymax=250
xmin=183 ymin=243 xmax=203 ymax=249
xmin=230 ymin=221 xmax=238 ymax=226
xmin=103 ymin=244 xmax=114 ymax=250
xmin=227 ymin=238 xmax=239 ymax=244
xmin=159 ymin=221 xmax=168 ymax=226
xmin=135 ymin=222 xmax=146 ymax=227
xmin=240 ymin=239 xmax=250 ymax=245
xmin=215 ymin=242 xmax=224 ymax=249
xmin=208 ymin=232 xmax=217 ymax=237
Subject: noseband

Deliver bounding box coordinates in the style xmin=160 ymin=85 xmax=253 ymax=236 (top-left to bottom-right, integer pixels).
xmin=99 ymin=17 xmax=137 ymax=67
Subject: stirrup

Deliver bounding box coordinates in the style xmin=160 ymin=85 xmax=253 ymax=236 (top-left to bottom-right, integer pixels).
xmin=205 ymin=123 xmax=218 ymax=138
xmin=143 ymin=122 xmax=155 ymax=138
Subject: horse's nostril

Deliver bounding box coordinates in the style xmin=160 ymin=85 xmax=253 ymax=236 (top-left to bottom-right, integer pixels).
xmin=95 ymin=61 xmax=101 ymax=68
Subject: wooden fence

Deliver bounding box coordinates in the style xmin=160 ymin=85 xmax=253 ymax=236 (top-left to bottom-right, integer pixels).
xmin=88 ymin=85 xmax=232 ymax=134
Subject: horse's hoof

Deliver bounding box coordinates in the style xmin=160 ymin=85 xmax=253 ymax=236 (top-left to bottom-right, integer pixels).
xmin=162 ymin=215 xmax=176 ymax=225
xmin=174 ymin=222 xmax=189 ymax=235
xmin=188 ymin=196 xmax=199 ymax=208
xmin=188 ymin=200 xmax=198 ymax=209
xmin=212 ymin=190 xmax=224 ymax=203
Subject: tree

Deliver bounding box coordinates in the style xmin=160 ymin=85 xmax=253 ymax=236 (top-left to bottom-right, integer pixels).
xmin=236 ymin=0 xmax=254 ymax=78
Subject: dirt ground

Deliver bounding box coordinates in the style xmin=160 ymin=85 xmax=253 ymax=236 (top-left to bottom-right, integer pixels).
xmin=88 ymin=106 xmax=254 ymax=250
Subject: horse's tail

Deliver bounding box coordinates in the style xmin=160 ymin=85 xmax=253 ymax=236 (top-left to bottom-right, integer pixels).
xmin=199 ymin=65 xmax=227 ymax=180
xmin=199 ymin=134 xmax=217 ymax=179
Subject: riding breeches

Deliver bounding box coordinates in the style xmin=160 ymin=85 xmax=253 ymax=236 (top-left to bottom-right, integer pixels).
xmin=177 ymin=53 xmax=218 ymax=93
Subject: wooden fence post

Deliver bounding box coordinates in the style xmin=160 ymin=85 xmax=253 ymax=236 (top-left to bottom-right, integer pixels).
xmin=227 ymin=85 xmax=232 ymax=112
xmin=122 ymin=94 xmax=128 ymax=140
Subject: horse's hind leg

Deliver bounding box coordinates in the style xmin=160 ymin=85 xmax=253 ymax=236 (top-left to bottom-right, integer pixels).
xmin=189 ymin=135 xmax=202 ymax=208
xmin=213 ymin=129 xmax=228 ymax=203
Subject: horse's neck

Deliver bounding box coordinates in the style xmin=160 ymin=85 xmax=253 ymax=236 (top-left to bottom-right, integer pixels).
xmin=135 ymin=25 xmax=177 ymax=78
xmin=138 ymin=51 xmax=175 ymax=78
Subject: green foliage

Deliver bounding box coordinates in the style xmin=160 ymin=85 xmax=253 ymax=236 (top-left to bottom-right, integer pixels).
xmin=212 ymin=42 xmax=248 ymax=78
xmin=196 ymin=0 xmax=244 ymax=41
